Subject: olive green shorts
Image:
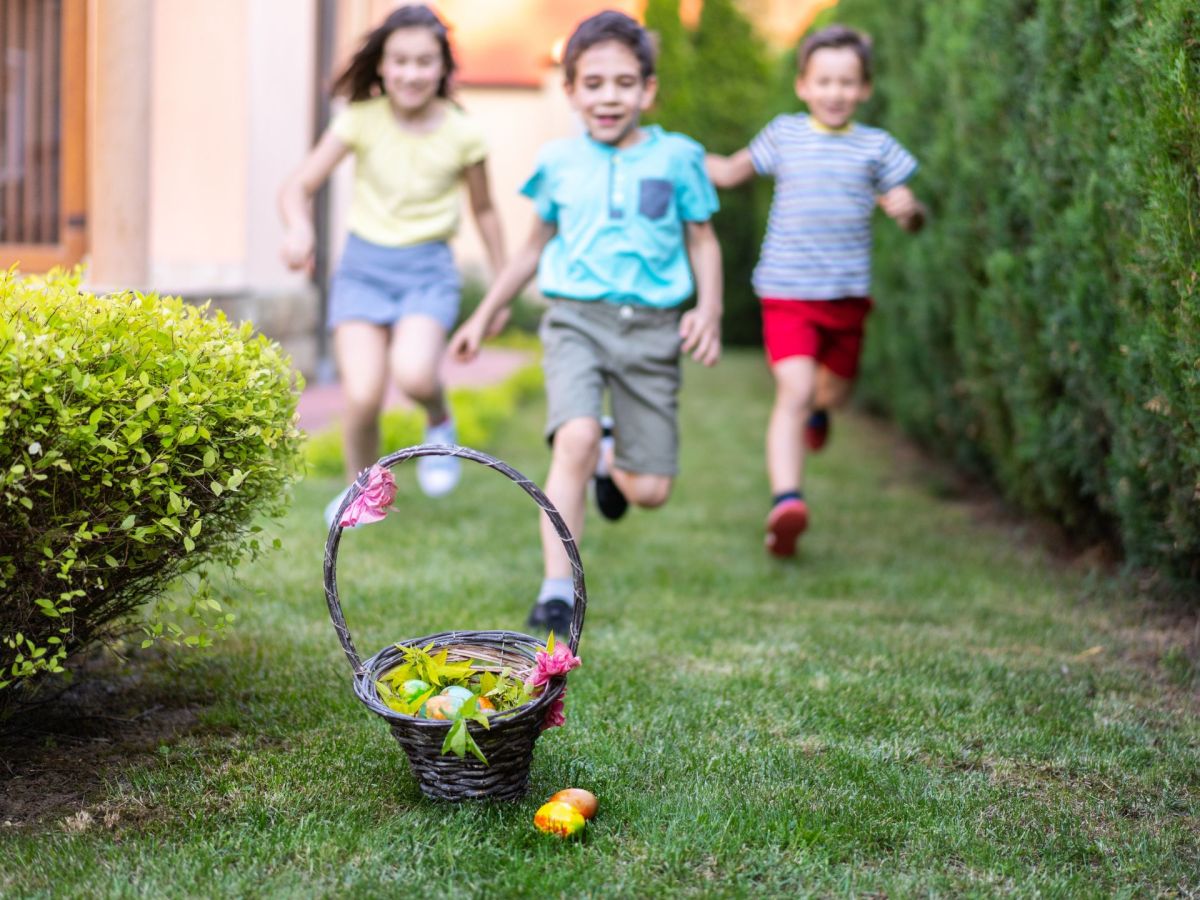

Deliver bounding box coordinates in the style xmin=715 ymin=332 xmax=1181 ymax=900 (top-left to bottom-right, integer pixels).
xmin=539 ymin=299 xmax=683 ymax=476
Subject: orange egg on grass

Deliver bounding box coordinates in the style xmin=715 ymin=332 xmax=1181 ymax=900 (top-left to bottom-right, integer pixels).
xmin=549 ymin=788 xmax=598 ymax=820
xmin=533 ymin=800 xmax=586 ymax=838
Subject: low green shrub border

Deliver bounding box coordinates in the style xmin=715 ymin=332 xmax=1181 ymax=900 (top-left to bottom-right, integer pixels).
xmin=0 ymin=271 xmax=304 ymax=702
xmin=304 ymin=355 xmax=544 ymax=479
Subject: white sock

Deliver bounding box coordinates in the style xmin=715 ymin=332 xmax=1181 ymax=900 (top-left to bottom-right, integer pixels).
xmin=538 ymin=578 xmax=574 ymax=606
xmin=596 ymin=417 xmax=614 ymax=478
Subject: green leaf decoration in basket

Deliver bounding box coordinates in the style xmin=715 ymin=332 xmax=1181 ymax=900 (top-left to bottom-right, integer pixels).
xmin=375 ymin=643 xmax=550 ymax=765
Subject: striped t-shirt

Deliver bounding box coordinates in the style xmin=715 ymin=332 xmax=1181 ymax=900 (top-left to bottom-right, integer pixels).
xmin=748 ymin=113 xmax=918 ymax=300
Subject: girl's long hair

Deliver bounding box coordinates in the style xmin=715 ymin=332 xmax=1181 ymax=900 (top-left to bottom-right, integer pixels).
xmin=331 ymin=5 xmax=456 ymax=102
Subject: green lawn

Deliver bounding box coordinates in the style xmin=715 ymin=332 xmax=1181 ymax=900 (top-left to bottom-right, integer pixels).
xmin=3 ymin=351 xmax=1197 ymax=897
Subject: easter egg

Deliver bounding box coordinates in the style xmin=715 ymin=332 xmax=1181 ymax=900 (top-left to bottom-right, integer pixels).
xmin=401 ymin=679 xmax=431 ymax=701
xmin=442 ymin=685 xmax=474 ymax=702
xmin=549 ymin=788 xmax=598 ymax=820
xmin=533 ymin=800 xmax=586 ymax=838
xmin=423 ymin=695 xmax=456 ymax=720
xmin=476 ymin=696 xmax=495 ymax=712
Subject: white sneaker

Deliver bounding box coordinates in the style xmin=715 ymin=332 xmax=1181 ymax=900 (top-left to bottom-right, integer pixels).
xmin=417 ymin=418 xmax=461 ymax=498
xmin=324 ymin=486 xmax=351 ymax=529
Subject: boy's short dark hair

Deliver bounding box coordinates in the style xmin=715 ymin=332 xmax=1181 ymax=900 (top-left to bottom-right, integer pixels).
xmin=797 ymin=24 xmax=873 ymax=83
xmin=562 ymin=10 xmax=656 ymax=83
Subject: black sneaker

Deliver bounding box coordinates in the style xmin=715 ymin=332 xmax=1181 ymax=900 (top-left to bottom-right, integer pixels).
xmin=593 ymin=416 xmax=628 ymax=521
xmin=526 ymin=601 xmax=547 ymax=629
xmin=527 ymin=598 xmax=574 ymax=640
xmin=594 ymin=473 xmax=628 ymax=521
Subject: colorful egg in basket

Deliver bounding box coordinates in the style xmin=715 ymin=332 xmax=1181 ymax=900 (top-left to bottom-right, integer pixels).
xmin=323 ymin=445 xmax=586 ymax=801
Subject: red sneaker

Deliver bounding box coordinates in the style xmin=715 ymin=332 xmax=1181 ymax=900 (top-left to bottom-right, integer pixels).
xmin=765 ymin=498 xmax=809 ymax=558
xmin=804 ymin=410 xmax=830 ymax=452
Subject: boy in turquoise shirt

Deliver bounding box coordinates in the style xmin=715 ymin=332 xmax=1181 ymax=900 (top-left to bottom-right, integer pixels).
xmin=451 ymin=10 xmax=723 ymax=637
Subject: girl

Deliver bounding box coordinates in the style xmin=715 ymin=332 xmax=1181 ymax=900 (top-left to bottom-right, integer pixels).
xmin=279 ymin=5 xmax=506 ymax=525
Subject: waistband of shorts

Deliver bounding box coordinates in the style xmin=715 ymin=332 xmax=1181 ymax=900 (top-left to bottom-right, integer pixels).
xmin=344 ymin=232 xmax=451 ymax=257
xmin=759 ymin=295 xmax=873 ymax=306
xmin=547 ymin=296 xmax=683 ymax=321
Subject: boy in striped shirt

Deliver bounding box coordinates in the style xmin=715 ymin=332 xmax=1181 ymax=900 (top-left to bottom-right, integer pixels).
xmin=707 ymin=24 xmax=925 ymax=557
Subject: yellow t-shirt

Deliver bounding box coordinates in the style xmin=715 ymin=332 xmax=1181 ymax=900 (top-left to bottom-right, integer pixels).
xmin=331 ymin=97 xmax=487 ymax=247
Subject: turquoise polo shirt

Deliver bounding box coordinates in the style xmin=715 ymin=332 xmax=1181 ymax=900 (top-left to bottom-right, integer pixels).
xmin=520 ymin=125 xmax=719 ymax=309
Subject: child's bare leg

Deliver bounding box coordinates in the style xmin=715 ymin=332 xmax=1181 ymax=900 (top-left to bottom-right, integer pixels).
xmin=765 ymin=357 xmax=816 ymax=557
xmin=389 ymin=315 xmax=450 ymax=422
xmin=334 ymin=322 xmax=390 ymax=480
xmin=766 ymin=356 xmax=817 ymax=494
xmin=541 ymin=417 xmax=601 ymax=580
xmin=610 ymin=469 xmax=672 ymax=508
xmin=805 ymin=365 xmax=853 ymax=453
xmin=390 ymin=315 xmax=463 ymax=496
xmin=813 ymin=365 xmax=854 ymax=411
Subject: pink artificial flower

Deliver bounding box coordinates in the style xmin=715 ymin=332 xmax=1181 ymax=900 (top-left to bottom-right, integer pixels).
xmin=526 ymin=642 xmax=582 ymax=689
xmin=339 ymin=465 xmax=396 ymax=527
xmin=542 ymin=685 xmax=567 ymax=730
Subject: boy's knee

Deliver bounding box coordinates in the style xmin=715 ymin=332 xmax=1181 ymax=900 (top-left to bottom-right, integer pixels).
xmin=624 ymin=474 xmax=672 ymax=509
xmin=815 ymin=367 xmax=855 ymax=409
xmin=773 ymin=388 xmax=815 ymax=416
xmin=551 ymin=418 xmax=602 ymax=469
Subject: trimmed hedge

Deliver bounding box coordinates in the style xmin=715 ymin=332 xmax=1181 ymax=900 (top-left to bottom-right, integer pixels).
xmin=0 ymin=272 xmax=303 ymax=699
xmin=835 ymin=0 xmax=1200 ymax=582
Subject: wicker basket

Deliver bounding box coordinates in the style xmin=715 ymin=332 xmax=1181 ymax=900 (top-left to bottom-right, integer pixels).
xmin=322 ymin=444 xmax=586 ymax=801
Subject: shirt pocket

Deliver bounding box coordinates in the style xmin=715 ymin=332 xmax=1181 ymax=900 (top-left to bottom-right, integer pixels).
xmin=638 ymin=178 xmax=673 ymax=220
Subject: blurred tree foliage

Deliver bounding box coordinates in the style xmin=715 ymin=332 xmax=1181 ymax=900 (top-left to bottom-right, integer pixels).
xmin=646 ymin=0 xmax=778 ymax=345
xmin=836 ymin=0 xmax=1200 ymax=584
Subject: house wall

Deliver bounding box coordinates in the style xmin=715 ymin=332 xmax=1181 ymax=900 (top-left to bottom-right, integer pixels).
xmin=87 ymin=0 xmax=151 ymax=288
xmin=86 ymin=0 xmax=321 ymax=374
xmin=147 ymin=1 xmax=248 ymax=292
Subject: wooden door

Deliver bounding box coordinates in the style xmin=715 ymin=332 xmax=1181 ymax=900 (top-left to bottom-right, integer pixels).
xmin=0 ymin=0 xmax=85 ymax=272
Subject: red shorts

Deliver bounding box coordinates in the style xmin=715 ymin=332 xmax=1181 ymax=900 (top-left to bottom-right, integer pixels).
xmin=760 ymin=297 xmax=873 ymax=378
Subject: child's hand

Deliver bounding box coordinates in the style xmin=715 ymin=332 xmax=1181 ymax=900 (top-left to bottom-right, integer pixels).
xmin=449 ymin=314 xmax=489 ymax=362
xmin=877 ymin=187 xmax=926 ymax=233
xmin=679 ymin=308 xmax=722 ymax=367
xmin=280 ymin=227 xmax=315 ymax=273
xmin=483 ymin=306 xmax=511 ymax=338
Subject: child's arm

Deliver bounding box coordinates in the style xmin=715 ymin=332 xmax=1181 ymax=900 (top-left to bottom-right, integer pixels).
xmin=878 ymin=185 xmax=927 ymax=233
xmin=463 ymin=161 xmax=507 ymax=276
xmin=705 ymin=149 xmax=757 ymax=190
xmin=449 ymin=217 xmax=556 ymax=362
xmin=277 ymin=129 xmax=350 ymax=273
xmin=679 ymin=220 xmax=723 ymax=368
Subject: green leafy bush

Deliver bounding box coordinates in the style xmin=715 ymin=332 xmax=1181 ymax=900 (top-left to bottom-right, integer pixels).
xmin=0 ymin=271 xmax=304 ymax=699
xmin=304 ymin=358 xmax=544 ymax=478
xmin=837 ymin=0 xmax=1200 ymax=583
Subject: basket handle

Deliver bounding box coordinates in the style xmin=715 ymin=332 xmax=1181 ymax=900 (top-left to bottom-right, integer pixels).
xmin=322 ymin=444 xmax=587 ymax=675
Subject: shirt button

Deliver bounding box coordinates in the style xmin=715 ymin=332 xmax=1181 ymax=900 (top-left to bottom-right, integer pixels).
xmin=619 ymin=305 xmax=634 ymax=320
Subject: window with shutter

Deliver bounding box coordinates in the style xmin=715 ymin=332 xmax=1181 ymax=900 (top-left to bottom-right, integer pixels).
xmin=0 ymin=0 xmax=85 ymax=271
